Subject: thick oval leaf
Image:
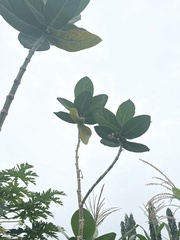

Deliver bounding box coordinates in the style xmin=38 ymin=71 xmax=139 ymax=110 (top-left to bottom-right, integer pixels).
xmin=76 ymin=0 xmax=90 ymax=15
xmin=79 ymin=124 xmax=92 ymax=144
xmin=71 ymin=208 xmax=96 ymax=240
xmin=74 ymin=91 xmax=92 ymax=116
xmin=48 ymin=24 xmax=102 ymax=52
xmin=96 ymin=233 xmax=116 ymax=240
xmin=54 ymin=111 xmax=76 ymax=123
xmin=74 ymin=76 xmax=94 ymax=98
xmin=93 ymin=108 xmax=120 ymax=132
xmin=18 ymin=32 xmax=50 ymax=51
xmin=116 ymin=99 xmax=135 ymax=126
xmin=94 ymin=126 xmax=116 ymax=141
xmin=44 ymin=0 xmax=81 ymax=30
xmin=84 ymin=112 xmax=96 ymax=125
xmin=0 ymin=0 xmax=43 ymax=35
xmin=70 ymin=108 xmax=85 ymax=123
xmin=87 ymin=94 xmax=108 ymax=113
xmin=57 ymin=97 xmax=74 ymax=110
xmin=122 ymin=115 xmax=151 ymax=139
xmin=123 ymin=141 xmax=150 ymax=152
xmin=100 ymin=139 xmax=120 ymax=148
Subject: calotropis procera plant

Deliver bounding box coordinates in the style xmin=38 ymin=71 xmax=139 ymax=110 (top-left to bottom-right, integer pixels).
xmin=0 ymin=0 xmax=101 ymax=131
xmin=55 ymin=76 xmax=151 ymax=240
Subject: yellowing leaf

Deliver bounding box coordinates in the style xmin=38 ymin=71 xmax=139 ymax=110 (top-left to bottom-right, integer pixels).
xmin=70 ymin=108 xmax=85 ymax=123
xmin=79 ymin=125 xmax=92 ymax=145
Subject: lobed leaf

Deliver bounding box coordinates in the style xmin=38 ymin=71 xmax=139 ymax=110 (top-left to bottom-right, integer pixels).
xmin=122 ymin=115 xmax=151 ymax=139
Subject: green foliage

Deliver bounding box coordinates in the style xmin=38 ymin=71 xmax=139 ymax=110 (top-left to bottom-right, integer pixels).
xmin=166 ymin=208 xmax=179 ymax=240
xmin=0 ymin=163 xmax=65 ymax=239
xmin=93 ymin=99 xmax=151 ymax=152
xmin=120 ymin=213 xmax=137 ymax=240
xmin=0 ymin=0 xmax=101 ymax=51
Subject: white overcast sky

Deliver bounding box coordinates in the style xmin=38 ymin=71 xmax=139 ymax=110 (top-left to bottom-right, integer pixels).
xmin=0 ymin=0 xmax=180 ymax=238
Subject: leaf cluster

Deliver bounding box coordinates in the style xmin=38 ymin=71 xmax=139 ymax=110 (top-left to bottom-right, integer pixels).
xmin=55 ymin=76 xmax=151 ymax=152
xmin=0 ymin=0 xmax=101 ymax=51
xmin=0 ymin=163 xmax=65 ymax=239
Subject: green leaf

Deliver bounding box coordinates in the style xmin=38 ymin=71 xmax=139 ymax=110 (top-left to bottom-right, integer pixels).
xmin=57 ymin=97 xmax=74 ymax=110
xmin=74 ymin=76 xmax=94 ymax=98
xmin=71 ymin=208 xmax=96 ymax=240
xmin=54 ymin=111 xmax=76 ymax=123
xmin=44 ymin=0 xmax=81 ymax=30
xmin=172 ymin=187 xmax=180 ymax=200
xmin=84 ymin=112 xmax=96 ymax=125
xmin=95 ymin=232 xmax=116 ymax=240
xmin=94 ymin=126 xmax=116 ymax=141
xmin=48 ymin=24 xmax=102 ymax=52
xmin=100 ymin=139 xmax=120 ymax=148
xmin=76 ymin=0 xmax=90 ymax=15
xmin=70 ymin=108 xmax=85 ymax=123
xmin=87 ymin=94 xmax=108 ymax=113
xmin=0 ymin=0 xmax=43 ymax=35
xmin=136 ymin=234 xmax=148 ymax=240
xmin=123 ymin=141 xmax=150 ymax=152
xmin=18 ymin=32 xmax=50 ymax=51
xmin=122 ymin=115 xmax=151 ymax=139
xmin=116 ymin=99 xmax=135 ymax=126
xmin=93 ymin=108 xmax=120 ymax=132
xmin=79 ymin=124 xmax=92 ymax=144
xmin=74 ymin=91 xmax=92 ymax=115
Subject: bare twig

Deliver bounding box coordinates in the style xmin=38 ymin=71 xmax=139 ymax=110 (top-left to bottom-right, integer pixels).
xmin=0 ymin=34 xmax=47 ymax=131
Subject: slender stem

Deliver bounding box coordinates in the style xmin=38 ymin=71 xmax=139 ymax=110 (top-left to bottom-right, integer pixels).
xmin=0 ymin=34 xmax=47 ymax=131
xmin=75 ymin=125 xmax=84 ymax=240
xmin=82 ymin=145 xmax=123 ymax=205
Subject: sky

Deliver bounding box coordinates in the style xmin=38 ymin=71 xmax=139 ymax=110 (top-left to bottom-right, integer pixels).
xmin=0 ymin=0 xmax=180 ymax=239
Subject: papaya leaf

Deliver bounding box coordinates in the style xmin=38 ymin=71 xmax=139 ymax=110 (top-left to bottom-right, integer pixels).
xmin=74 ymin=91 xmax=92 ymax=115
xmin=74 ymin=76 xmax=94 ymax=98
xmin=79 ymin=124 xmax=92 ymax=144
xmin=123 ymin=141 xmax=150 ymax=152
xmin=87 ymin=94 xmax=108 ymax=113
xmin=57 ymin=97 xmax=74 ymax=110
xmin=70 ymin=108 xmax=85 ymax=123
xmin=116 ymin=99 xmax=135 ymax=126
xmin=100 ymin=139 xmax=120 ymax=148
xmin=122 ymin=115 xmax=151 ymax=139
xmin=0 ymin=0 xmax=43 ymax=35
xmin=18 ymin=32 xmax=50 ymax=51
xmin=54 ymin=111 xmax=76 ymax=124
xmin=44 ymin=0 xmax=81 ymax=30
xmin=94 ymin=126 xmax=115 ymax=141
xmin=71 ymin=208 xmax=96 ymax=240
xmin=93 ymin=108 xmax=120 ymax=132
xmin=95 ymin=232 xmax=116 ymax=240
xmin=48 ymin=24 xmax=102 ymax=52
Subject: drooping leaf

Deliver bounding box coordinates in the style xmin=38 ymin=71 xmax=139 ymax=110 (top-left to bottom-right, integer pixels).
xmin=74 ymin=91 xmax=92 ymax=115
xmin=79 ymin=124 xmax=92 ymax=144
xmin=87 ymin=94 xmax=108 ymax=113
xmin=54 ymin=111 xmax=76 ymax=123
xmin=0 ymin=0 xmax=43 ymax=35
xmin=70 ymin=108 xmax=85 ymax=123
xmin=116 ymin=99 xmax=135 ymax=126
xmin=44 ymin=0 xmax=81 ymax=30
xmin=95 ymin=232 xmax=116 ymax=240
xmin=100 ymin=139 xmax=120 ymax=148
xmin=57 ymin=97 xmax=74 ymax=110
xmin=74 ymin=76 xmax=94 ymax=98
xmin=122 ymin=141 xmax=150 ymax=152
xmin=93 ymin=108 xmax=120 ymax=132
xmin=122 ymin=115 xmax=151 ymax=139
xmin=48 ymin=24 xmax=102 ymax=52
xmin=18 ymin=32 xmax=50 ymax=51
xmin=71 ymin=208 xmax=96 ymax=240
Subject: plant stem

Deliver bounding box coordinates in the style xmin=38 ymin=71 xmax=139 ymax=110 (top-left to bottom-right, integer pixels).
xmin=82 ymin=145 xmax=123 ymax=205
xmin=75 ymin=125 xmax=84 ymax=240
xmin=0 ymin=34 xmax=47 ymax=132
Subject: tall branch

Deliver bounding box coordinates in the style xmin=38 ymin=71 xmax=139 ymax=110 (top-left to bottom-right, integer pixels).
xmin=0 ymin=34 xmax=47 ymax=131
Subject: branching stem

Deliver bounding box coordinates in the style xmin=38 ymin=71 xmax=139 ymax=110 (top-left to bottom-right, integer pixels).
xmin=0 ymin=34 xmax=47 ymax=131
xmin=82 ymin=145 xmax=123 ymax=205
xmin=75 ymin=124 xmax=84 ymax=240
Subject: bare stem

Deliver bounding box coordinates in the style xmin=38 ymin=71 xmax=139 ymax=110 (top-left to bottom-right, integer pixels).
xmin=75 ymin=125 xmax=84 ymax=240
xmin=0 ymin=34 xmax=47 ymax=131
xmin=82 ymin=145 xmax=123 ymax=205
